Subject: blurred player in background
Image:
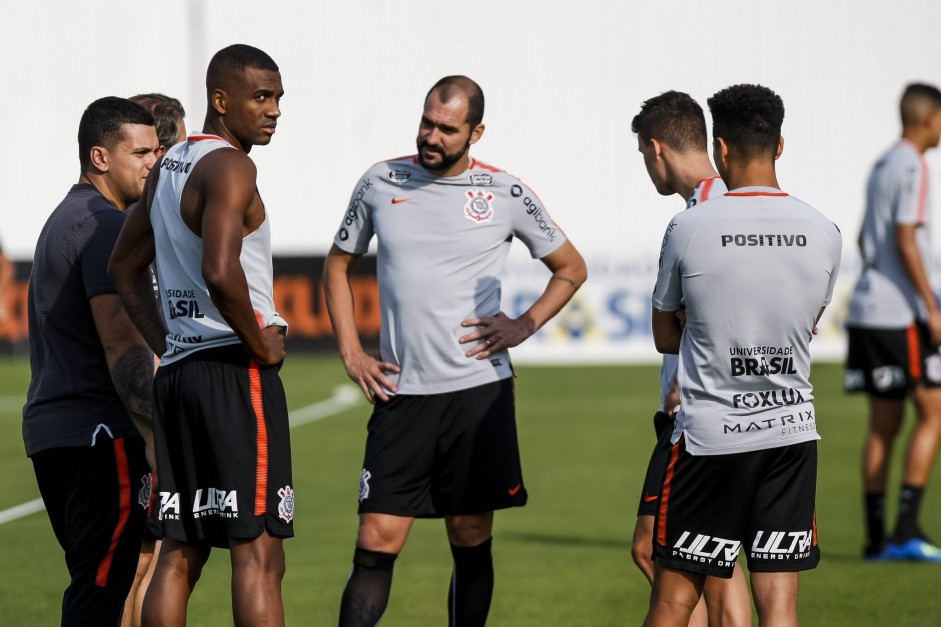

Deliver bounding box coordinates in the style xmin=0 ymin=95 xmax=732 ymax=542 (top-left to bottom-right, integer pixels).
xmin=845 ymin=83 xmax=941 ymax=562
xmin=646 ymin=84 xmax=841 ymax=626
xmin=120 ymin=92 xmax=187 ymax=627
xmin=325 ymin=75 xmax=586 ymax=627
xmin=24 ymin=96 xmax=158 ymax=627
xmin=0 ymin=237 xmax=12 ymax=322
xmin=632 ymin=90 xmax=750 ymax=627
xmin=109 ymin=44 xmax=291 ymax=627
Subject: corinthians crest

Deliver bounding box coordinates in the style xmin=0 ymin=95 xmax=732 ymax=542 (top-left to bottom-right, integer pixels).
xmin=464 ymin=189 xmax=494 ymax=223
xmin=277 ymin=485 xmax=295 ymax=523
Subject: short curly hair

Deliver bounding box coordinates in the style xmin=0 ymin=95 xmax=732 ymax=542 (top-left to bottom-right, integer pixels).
xmin=708 ymin=84 xmax=784 ymax=161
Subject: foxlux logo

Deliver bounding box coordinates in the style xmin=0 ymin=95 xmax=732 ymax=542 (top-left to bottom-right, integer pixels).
xmin=721 ymin=233 xmax=807 ymax=247
xmin=672 ymin=531 xmax=741 ymax=567
xmin=732 ymin=388 xmax=805 ymax=409
xmin=750 ymin=530 xmax=813 ymax=560
xmin=730 ymin=356 xmax=797 ymax=377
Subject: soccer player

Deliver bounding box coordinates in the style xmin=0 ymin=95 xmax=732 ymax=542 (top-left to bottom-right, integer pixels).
xmin=631 ymin=90 xmax=750 ymax=627
xmin=109 ymin=44 xmax=292 ymax=626
xmin=324 ymin=75 xmax=587 ymax=627
xmin=645 ymin=84 xmax=842 ymax=627
xmin=0 ymin=237 xmax=12 ymax=322
xmin=845 ymin=83 xmax=941 ymax=562
xmin=121 ymin=92 xmax=187 ymax=627
xmin=23 ymin=96 xmax=159 ymax=627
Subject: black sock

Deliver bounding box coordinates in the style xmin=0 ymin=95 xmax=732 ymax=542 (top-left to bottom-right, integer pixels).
xmin=864 ymin=491 xmax=886 ymax=553
xmin=448 ymin=538 xmax=494 ymax=627
xmin=893 ymin=484 xmax=925 ymax=542
xmin=338 ymin=548 xmax=397 ymax=627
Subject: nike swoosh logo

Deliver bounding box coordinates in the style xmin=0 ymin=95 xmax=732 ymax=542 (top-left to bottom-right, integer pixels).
xmin=643 ymin=494 xmax=658 ymax=503
xmin=508 ymin=483 xmax=522 ymax=496
xmin=391 ymin=197 xmax=413 ymax=205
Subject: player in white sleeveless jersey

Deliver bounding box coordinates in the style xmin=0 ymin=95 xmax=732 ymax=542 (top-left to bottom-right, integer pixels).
xmin=644 ymin=84 xmax=842 ymax=627
xmin=844 ymin=83 xmax=941 ymax=562
xmin=631 ymin=90 xmax=749 ymax=627
xmin=109 ymin=45 xmax=292 ymax=626
xmin=325 ymin=76 xmax=587 ymax=627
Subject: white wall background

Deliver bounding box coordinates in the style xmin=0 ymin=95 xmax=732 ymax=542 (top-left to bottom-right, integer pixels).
xmin=2 ymin=0 xmax=939 ymax=361
xmin=3 ymin=0 xmax=940 ymax=262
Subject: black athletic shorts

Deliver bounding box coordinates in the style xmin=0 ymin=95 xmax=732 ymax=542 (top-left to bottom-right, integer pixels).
xmin=153 ymin=345 xmax=294 ymax=547
xmin=653 ymin=437 xmax=819 ymax=578
xmin=845 ymin=323 xmax=941 ymax=399
xmin=357 ymin=378 xmax=526 ymax=517
xmin=32 ymin=435 xmax=149 ymax=626
xmin=638 ymin=411 xmax=674 ymax=516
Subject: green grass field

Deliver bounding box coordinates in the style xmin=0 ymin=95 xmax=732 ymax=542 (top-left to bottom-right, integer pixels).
xmin=2 ymin=357 xmax=941 ymax=625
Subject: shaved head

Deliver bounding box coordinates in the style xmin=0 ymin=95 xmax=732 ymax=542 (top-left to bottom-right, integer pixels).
xmin=900 ymin=83 xmax=941 ymax=128
xmin=426 ymin=75 xmax=485 ymax=128
xmin=206 ymin=44 xmax=279 ymax=94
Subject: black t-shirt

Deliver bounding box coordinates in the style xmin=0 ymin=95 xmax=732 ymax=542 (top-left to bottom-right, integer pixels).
xmin=23 ymin=184 xmax=141 ymax=456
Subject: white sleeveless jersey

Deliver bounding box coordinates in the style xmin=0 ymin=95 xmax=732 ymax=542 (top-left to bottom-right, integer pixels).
xmin=658 ymin=176 xmax=727 ymax=412
xmin=150 ymin=134 xmax=286 ymax=364
xmin=335 ymin=156 xmax=566 ymax=395
xmin=847 ymin=140 xmax=932 ymax=327
xmin=653 ymin=187 xmax=842 ymax=455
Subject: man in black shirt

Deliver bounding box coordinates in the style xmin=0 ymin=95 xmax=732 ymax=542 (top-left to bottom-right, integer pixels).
xmin=24 ymin=96 xmax=159 ymax=626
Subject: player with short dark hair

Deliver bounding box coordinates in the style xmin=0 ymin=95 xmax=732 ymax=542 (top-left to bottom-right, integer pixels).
xmin=129 ymin=93 xmax=186 ymax=156
xmin=109 ymin=43 xmax=292 ymax=626
xmin=632 ymin=90 xmax=750 ymax=627
xmin=24 ymin=96 xmax=159 ymax=626
xmin=645 ymin=84 xmax=842 ymax=626
xmin=845 ymin=82 xmax=941 ymax=562
xmin=325 ymin=75 xmax=587 ymax=627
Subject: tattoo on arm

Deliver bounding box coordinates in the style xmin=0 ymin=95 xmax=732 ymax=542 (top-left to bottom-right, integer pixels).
xmin=550 ymin=275 xmax=578 ymax=289
xmin=111 ymin=346 xmax=155 ymax=436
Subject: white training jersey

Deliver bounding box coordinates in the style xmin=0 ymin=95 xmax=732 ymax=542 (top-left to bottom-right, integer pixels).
xmin=334 ymin=156 xmax=565 ymax=395
xmin=658 ymin=176 xmax=727 ymax=412
xmin=150 ymin=133 xmax=287 ymax=364
xmin=653 ymin=187 xmax=842 ymax=455
xmin=846 ymin=140 xmax=932 ymax=328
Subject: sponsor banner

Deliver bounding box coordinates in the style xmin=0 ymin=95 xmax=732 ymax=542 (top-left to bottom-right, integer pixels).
xmin=0 ymin=255 xmax=857 ymax=362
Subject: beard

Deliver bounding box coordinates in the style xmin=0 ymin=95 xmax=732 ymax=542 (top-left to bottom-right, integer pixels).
xmin=416 ymin=138 xmax=471 ymax=173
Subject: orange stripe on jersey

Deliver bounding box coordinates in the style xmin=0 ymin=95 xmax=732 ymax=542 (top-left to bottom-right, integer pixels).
xmin=812 ymin=509 xmax=818 ymax=546
xmin=724 ymin=191 xmax=789 ymax=197
xmin=699 ymin=176 xmax=720 ymax=201
xmin=188 ymin=134 xmax=224 ymax=142
xmin=656 ymin=438 xmax=683 ymax=546
xmin=250 ymin=360 xmax=270 ymax=516
xmin=469 ymin=158 xmax=501 ymax=173
xmin=96 ymin=438 xmax=132 ymax=587
xmin=917 ymin=155 xmax=929 ymax=225
xmin=907 ymin=323 xmax=922 ymax=379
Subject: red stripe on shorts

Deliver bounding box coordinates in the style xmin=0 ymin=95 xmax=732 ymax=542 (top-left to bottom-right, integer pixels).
xmin=96 ymin=438 xmax=131 ymax=586
xmin=907 ymin=323 xmax=922 ymax=379
xmin=249 ymin=360 xmax=269 ymax=516
xmin=656 ymin=438 xmax=683 ymax=546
